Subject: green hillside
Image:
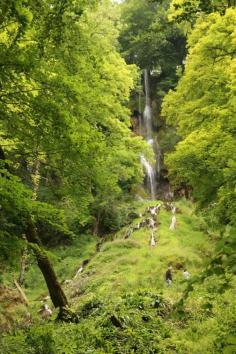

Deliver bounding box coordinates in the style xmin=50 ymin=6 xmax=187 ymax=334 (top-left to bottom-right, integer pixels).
xmin=71 ymin=200 xmax=212 ymax=303
xmin=2 ymin=200 xmax=235 ymax=354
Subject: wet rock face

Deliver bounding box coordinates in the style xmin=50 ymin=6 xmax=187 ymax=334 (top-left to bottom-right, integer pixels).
xmin=38 ymin=304 xmax=53 ymax=319
xmin=124 ymin=203 xmax=163 ymax=242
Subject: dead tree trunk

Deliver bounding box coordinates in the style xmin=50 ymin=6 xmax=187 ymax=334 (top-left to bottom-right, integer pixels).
xmin=25 ymin=220 xmax=68 ymax=309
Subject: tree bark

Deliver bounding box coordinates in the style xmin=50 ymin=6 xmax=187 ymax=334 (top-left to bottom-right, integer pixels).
xmin=25 ymin=220 xmax=68 ymax=309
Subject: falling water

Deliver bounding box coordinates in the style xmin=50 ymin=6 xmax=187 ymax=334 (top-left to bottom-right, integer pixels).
xmin=141 ymin=69 xmax=156 ymax=199
xmin=143 ymin=69 xmax=152 ymax=139
xmin=140 ymin=155 xmax=156 ymax=200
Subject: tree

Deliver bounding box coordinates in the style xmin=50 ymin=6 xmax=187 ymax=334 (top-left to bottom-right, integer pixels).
xmin=0 ymin=0 xmax=146 ymax=224
xmin=162 ymin=8 xmax=236 ymax=226
xmin=0 ymin=0 xmax=148 ymax=316
xmin=169 ymin=0 xmax=236 ymax=24
xmin=119 ymin=0 xmax=186 ymax=97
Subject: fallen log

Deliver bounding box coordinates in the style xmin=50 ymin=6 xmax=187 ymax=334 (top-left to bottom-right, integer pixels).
xmin=13 ymin=279 xmax=29 ymax=307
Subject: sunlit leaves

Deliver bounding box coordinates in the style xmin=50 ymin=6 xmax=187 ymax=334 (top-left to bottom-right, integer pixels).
xmin=163 ymin=9 xmax=236 ymax=225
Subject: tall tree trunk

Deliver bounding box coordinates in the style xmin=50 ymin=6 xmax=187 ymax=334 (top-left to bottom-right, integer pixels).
xmin=25 ymin=220 xmax=68 ymax=309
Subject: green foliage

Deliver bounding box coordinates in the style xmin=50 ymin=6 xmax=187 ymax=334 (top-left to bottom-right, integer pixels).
xmin=0 ymin=174 xmax=74 ymax=257
xmin=0 ymin=0 xmax=147 ymax=231
xmin=169 ymin=0 xmax=236 ymax=24
xmin=0 ymin=289 xmax=172 ymax=354
xmin=119 ymin=0 xmax=186 ymax=97
xmin=1 ymin=201 xmax=235 ymax=354
xmin=163 ymin=8 xmax=236 ymax=226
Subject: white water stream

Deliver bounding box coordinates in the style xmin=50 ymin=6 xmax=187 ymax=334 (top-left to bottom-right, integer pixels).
xmin=141 ymin=69 xmax=156 ymax=199
xmin=140 ymin=155 xmax=156 ymax=200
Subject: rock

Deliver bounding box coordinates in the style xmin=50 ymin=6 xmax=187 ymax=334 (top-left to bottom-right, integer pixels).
xmin=149 ymin=204 xmax=161 ymax=216
xmin=124 ymin=228 xmax=133 ymax=239
xmin=147 ymin=218 xmax=156 ymax=228
xmin=169 ymin=215 xmax=177 ymax=230
xmin=150 ymin=232 xmax=156 ymax=247
xmin=172 ymin=206 xmax=176 ymax=214
xmin=38 ymin=304 xmax=52 ymax=319
xmin=74 ymin=266 xmax=83 ymax=278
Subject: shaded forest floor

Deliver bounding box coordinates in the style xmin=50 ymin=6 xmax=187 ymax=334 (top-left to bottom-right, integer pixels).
xmin=1 ymin=200 xmax=236 ymax=353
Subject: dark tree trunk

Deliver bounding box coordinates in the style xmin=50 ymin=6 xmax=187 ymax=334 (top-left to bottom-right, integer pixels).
xmin=25 ymin=220 xmax=68 ymax=308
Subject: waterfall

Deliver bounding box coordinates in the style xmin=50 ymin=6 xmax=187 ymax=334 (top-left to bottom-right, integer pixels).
xmin=141 ymin=69 xmax=156 ymax=199
xmin=140 ymin=155 xmax=156 ymax=200
xmin=143 ymin=69 xmax=152 ymax=139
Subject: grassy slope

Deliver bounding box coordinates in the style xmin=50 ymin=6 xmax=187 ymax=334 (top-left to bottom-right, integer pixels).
xmin=71 ymin=199 xmax=212 ymax=307
xmin=6 ymin=199 xmax=210 ymax=308
xmin=2 ymin=199 xmax=236 ymax=354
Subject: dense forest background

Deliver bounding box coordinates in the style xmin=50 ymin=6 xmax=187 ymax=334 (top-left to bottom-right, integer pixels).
xmin=0 ymin=0 xmax=236 ymax=353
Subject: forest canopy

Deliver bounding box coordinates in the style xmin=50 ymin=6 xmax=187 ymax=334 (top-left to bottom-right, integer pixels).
xmin=163 ymin=7 xmax=236 ymax=226
xmin=0 ymin=0 xmax=148 ymax=240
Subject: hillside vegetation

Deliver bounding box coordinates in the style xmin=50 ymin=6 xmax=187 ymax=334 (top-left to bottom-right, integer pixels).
xmin=1 ymin=200 xmax=236 ymax=353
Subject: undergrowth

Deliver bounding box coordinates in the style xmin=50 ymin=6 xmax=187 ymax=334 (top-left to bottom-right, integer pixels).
xmin=1 ymin=200 xmax=236 ymax=353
